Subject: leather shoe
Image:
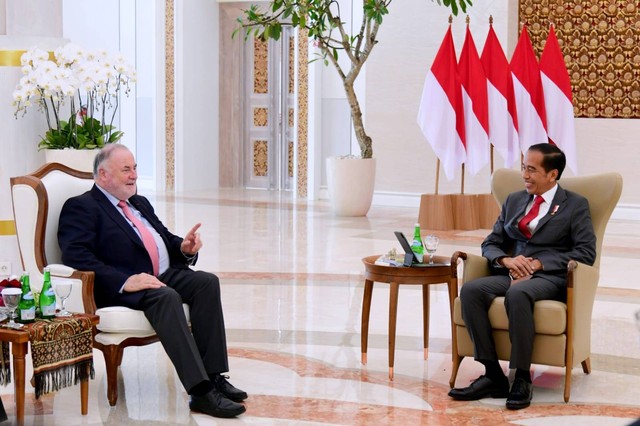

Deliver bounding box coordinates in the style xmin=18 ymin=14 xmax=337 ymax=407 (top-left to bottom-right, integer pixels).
xmin=506 ymin=377 xmax=533 ymax=410
xmin=189 ymin=389 xmax=246 ymax=418
xmin=212 ymin=374 xmax=248 ymax=402
xmin=448 ymin=375 xmax=509 ymax=401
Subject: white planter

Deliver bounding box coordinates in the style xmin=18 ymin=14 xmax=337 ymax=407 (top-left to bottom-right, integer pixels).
xmin=44 ymin=149 xmax=98 ymax=173
xmin=326 ymin=157 xmax=376 ymax=216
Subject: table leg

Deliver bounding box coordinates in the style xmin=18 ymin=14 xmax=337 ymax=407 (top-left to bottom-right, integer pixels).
xmin=12 ymin=342 xmax=28 ymax=426
xmin=361 ymin=279 xmax=374 ymax=365
xmin=422 ymin=284 xmax=430 ymax=360
xmin=388 ymin=282 xmax=400 ymax=380
xmin=80 ymin=379 xmax=88 ymax=415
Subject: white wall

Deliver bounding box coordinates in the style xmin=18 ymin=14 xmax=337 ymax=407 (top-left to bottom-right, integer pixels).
xmin=174 ymin=0 xmax=219 ymax=191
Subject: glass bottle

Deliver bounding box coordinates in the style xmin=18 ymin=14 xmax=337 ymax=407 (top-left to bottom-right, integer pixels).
xmin=410 ymin=223 xmax=424 ymax=263
xmin=17 ymin=271 xmax=36 ymax=323
xmin=39 ymin=267 xmax=56 ymax=319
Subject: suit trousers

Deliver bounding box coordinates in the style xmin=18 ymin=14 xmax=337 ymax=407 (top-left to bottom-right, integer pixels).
xmin=139 ymin=268 xmax=229 ymax=392
xmin=460 ymin=274 xmax=564 ymax=371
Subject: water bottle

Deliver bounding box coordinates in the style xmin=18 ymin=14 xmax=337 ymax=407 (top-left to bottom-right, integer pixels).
xmin=17 ymin=271 xmax=36 ymax=324
xmin=410 ymin=223 xmax=424 ymax=263
xmin=39 ymin=267 xmax=56 ymax=319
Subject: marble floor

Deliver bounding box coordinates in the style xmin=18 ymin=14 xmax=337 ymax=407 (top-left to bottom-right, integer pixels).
xmin=2 ymin=188 xmax=640 ymax=425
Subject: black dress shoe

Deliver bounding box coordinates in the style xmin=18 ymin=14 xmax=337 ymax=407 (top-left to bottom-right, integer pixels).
xmin=448 ymin=375 xmax=509 ymax=401
xmin=189 ymin=390 xmax=246 ymax=418
xmin=506 ymin=377 xmax=533 ymax=410
xmin=212 ymin=374 xmax=248 ymax=402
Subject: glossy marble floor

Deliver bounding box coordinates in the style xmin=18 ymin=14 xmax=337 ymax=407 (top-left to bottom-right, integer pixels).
xmin=2 ymin=188 xmax=640 ymax=425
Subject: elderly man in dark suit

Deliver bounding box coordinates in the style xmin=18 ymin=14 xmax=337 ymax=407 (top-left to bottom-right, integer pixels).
xmin=448 ymin=143 xmax=596 ymax=410
xmin=58 ymin=144 xmax=246 ymax=418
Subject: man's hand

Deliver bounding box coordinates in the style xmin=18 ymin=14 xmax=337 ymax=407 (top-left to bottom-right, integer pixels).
xmin=123 ymin=273 xmax=166 ymax=292
xmin=500 ymin=255 xmax=543 ymax=281
xmin=180 ymin=223 xmax=202 ymax=256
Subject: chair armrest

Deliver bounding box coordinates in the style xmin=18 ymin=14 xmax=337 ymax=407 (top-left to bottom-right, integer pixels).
xmin=48 ymin=264 xmax=97 ymax=315
xmin=452 ymin=251 xmax=491 ymax=281
xmin=566 ymin=260 xmax=599 ymax=360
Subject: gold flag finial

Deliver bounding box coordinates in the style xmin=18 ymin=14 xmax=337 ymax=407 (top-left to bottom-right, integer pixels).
xmin=489 ymin=15 xmax=494 ymax=25
xmin=448 ymin=14 xmax=453 ymax=24
xmin=466 ymin=15 xmax=470 ymax=25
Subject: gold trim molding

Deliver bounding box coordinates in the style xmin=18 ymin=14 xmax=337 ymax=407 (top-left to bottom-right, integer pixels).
xmin=0 ymin=220 xmax=16 ymax=236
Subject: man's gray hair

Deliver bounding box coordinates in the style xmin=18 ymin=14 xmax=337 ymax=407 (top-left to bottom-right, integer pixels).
xmin=93 ymin=144 xmax=130 ymax=178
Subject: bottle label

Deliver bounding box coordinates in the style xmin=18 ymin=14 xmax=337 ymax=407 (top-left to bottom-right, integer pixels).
xmin=19 ymin=307 xmax=36 ymax=321
xmin=40 ymin=303 xmax=56 ymax=317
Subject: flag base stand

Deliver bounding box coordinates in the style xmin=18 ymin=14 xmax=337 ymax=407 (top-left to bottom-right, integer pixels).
xmin=418 ymin=193 xmax=500 ymax=231
xmin=418 ymin=194 xmax=455 ymax=231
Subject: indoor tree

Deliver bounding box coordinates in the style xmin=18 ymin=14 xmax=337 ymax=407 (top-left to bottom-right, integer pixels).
xmin=237 ymin=0 xmax=473 ymax=159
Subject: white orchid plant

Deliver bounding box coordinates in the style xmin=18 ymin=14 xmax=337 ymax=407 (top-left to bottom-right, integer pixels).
xmin=12 ymin=43 xmax=136 ymax=150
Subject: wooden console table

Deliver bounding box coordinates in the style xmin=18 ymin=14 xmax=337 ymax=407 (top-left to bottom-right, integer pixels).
xmin=0 ymin=313 xmax=99 ymax=425
xmin=361 ymin=255 xmax=457 ymax=380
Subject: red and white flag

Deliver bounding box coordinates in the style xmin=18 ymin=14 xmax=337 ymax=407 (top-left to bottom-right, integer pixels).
xmin=459 ymin=26 xmax=490 ymax=175
xmin=540 ymin=25 xmax=577 ymax=174
xmin=510 ymin=25 xmax=547 ymax=153
xmin=417 ymin=25 xmax=466 ymax=181
xmin=481 ymin=23 xmax=519 ymax=168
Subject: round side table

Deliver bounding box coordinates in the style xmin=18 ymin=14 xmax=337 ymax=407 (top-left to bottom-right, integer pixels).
xmin=361 ymin=255 xmax=457 ymax=380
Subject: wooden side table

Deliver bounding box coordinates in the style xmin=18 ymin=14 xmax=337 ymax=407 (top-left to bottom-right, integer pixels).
xmin=0 ymin=313 xmax=99 ymax=425
xmin=361 ymin=255 xmax=457 ymax=380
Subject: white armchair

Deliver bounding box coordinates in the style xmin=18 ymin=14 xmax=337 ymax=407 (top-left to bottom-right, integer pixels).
xmin=10 ymin=162 xmax=189 ymax=406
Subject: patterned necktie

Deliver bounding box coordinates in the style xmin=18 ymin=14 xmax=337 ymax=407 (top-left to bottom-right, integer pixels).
xmin=518 ymin=195 xmax=544 ymax=239
xmin=118 ymin=200 xmax=160 ymax=276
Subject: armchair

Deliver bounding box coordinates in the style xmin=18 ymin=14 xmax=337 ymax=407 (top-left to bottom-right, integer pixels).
xmin=10 ymin=162 xmax=189 ymax=406
xmin=449 ymin=168 xmax=622 ymax=402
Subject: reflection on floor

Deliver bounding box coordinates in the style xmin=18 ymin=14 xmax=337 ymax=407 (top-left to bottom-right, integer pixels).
xmin=2 ymin=188 xmax=639 ymax=425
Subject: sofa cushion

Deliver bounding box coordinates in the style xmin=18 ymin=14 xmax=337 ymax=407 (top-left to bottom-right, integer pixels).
xmin=96 ymin=304 xmax=190 ymax=333
xmin=453 ymin=296 xmax=567 ymax=335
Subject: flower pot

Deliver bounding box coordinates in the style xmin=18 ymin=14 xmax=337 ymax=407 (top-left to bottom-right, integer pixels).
xmin=44 ymin=149 xmax=98 ymax=173
xmin=326 ymin=157 xmax=376 ymax=216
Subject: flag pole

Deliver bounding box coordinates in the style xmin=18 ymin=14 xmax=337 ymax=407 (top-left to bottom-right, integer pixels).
xmin=460 ymin=164 xmax=465 ymax=194
xmin=435 ymin=159 xmax=440 ymax=195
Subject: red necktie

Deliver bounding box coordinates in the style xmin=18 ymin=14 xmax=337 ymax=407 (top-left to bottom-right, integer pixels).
xmin=118 ymin=200 xmax=160 ymax=275
xmin=518 ymin=195 xmax=544 ymax=239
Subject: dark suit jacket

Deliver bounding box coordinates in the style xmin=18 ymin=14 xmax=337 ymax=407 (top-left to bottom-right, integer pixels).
xmin=58 ymin=185 xmax=195 ymax=309
xmin=482 ymin=185 xmax=596 ymax=286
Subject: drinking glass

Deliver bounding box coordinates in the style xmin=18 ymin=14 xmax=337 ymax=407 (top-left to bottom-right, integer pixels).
xmin=424 ymin=235 xmax=440 ymax=265
xmin=53 ymin=278 xmax=73 ymax=317
xmin=1 ymin=288 xmax=23 ymax=329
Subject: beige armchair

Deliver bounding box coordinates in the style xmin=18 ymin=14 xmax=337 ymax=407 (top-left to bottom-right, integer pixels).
xmin=10 ymin=162 xmax=189 ymax=406
xmin=449 ymin=168 xmax=623 ymax=402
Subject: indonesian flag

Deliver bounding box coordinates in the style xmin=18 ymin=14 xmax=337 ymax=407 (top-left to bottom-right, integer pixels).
xmin=417 ymin=25 xmax=466 ymax=181
xmin=510 ymin=25 xmax=548 ymax=153
xmin=459 ymin=26 xmax=490 ymax=175
xmin=481 ymin=23 xmax=519 ymax=168
xmin=540 ymin=25 xmax=578 ymax=174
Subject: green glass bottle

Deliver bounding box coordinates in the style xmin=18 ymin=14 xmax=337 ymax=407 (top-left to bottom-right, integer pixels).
xmin=410 ymin=223 xmax=424 ymax=263
xmin=17 ymin=271 xmax=36 ymax=324
xmin=39 ymin=267 xmax=56 ymax=319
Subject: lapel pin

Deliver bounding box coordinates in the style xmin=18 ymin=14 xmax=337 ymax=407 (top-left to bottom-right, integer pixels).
xmin=551 ymin=205 xmax=560 ymax=216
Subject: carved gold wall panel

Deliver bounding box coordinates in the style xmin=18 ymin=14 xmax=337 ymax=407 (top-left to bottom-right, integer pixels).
xmin=253 ymin=140 xmax=268 ymax=177
xmin=520 ymin=0 xmax=640 ymax=118
xmin=297 ymin=30 xmax=309 ymax=197
xmin=289 ymin=37 xmax=295 ymax=94
xmin=253 ymin=107 xmax=268 ymax=127
xmin=288 ymin=141 xmax=294 ymax=178
xmin=254 ymin=38 xmax=268 ymax=94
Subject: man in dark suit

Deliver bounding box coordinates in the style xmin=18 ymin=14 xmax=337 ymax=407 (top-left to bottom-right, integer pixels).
xmin=448 ymin=143 xmax=596 ymax=410
xmin=58 ymin=144 xmax=246 ymax=418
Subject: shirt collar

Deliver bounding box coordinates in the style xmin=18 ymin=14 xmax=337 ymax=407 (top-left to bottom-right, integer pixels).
xmin=537 ymin=183 xmax=558 ymax=205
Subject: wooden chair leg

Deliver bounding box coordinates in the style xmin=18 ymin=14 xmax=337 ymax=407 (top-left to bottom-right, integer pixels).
xmin=102 ymin=345 xmax=124 ymax=406
xmin=449 ymin=354 xmax=463 ymax=388
xmin=563 ymin=364 xmax=572 ymax=403
xmin=581 ymin=358 xmax=591 ymax=374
